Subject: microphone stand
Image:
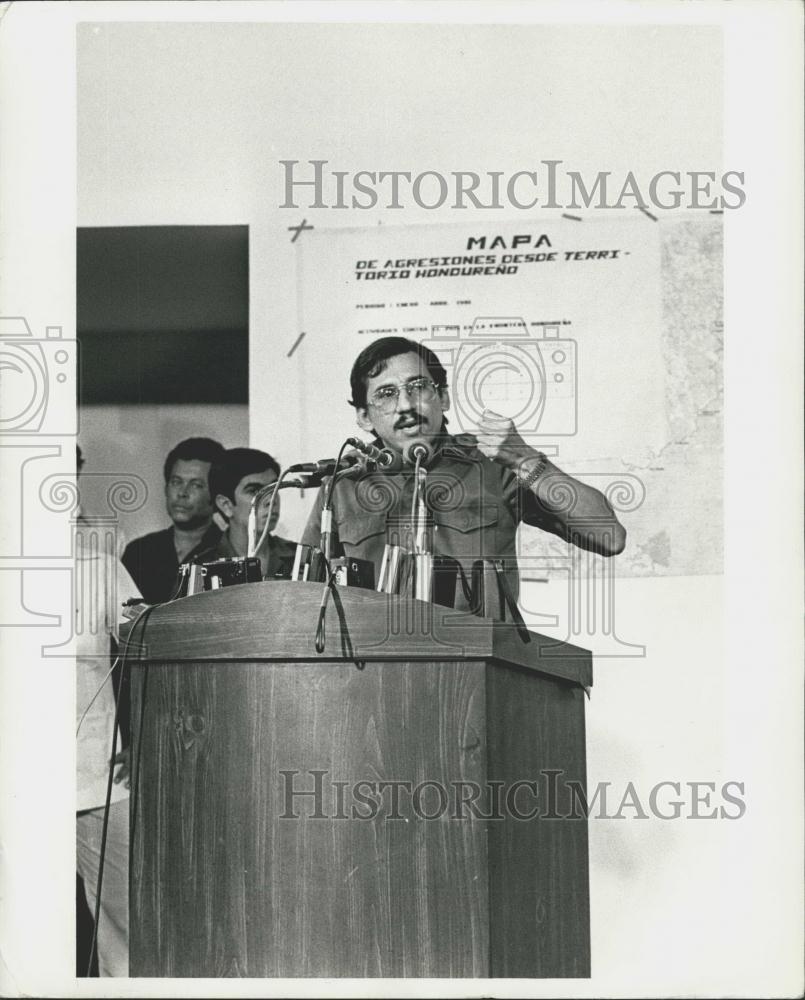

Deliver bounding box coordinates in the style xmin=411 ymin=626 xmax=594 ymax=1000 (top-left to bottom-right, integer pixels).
xmin=249 ymin=454 xmax=372 ymax=559
xmin=319 ymin=439 xmax=354 ymax=564
xmin=257 ymin=443 xmax=394 ymax=654
xmin=410 ymin=447 xmax=433 ymax=603
xmin=248 ymin=471 xmax=311 ymax=557
xmin=315 ymin=439 xmax=373 ymax=653
xmin=318 ymin=442 xmax=390 ymax=565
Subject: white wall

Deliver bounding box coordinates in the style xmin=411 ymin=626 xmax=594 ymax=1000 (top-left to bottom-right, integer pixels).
xmin=76 ymin=21 xmax=723 ymax=466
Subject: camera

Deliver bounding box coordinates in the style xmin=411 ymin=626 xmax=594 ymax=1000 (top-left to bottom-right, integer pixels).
xmin=175 ymin=557 xmax=263 ymax=596
xmin=423 ymin=316 xmax=577 ymax=439
xmin=0 ymin=317 xmax=77 ymax=435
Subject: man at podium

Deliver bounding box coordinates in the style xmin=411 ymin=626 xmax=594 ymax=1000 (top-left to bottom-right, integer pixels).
xmin=301 ymin=336 xmax=625 ymax=610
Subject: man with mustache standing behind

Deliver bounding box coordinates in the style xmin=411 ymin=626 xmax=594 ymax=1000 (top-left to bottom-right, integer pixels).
xmin=301 ymin=336 xmax=625 ymax=611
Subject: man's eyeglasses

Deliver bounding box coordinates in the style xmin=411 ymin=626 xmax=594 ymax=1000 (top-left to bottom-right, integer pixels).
xmin=367 ymin=377 xmax=443 ymax=414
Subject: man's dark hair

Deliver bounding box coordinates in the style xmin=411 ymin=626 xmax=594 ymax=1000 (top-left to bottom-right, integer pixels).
xmin=163 ymin=437 xmax=225 ymax=483
xmin=209 ymin=448 xmax=280 ymax=505
xmin=349 ymin=336 xmax=448 ymax=409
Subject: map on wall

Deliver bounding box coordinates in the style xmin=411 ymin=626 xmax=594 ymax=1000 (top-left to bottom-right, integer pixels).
xmin=296 ymin=218 xmax=722 ymax=579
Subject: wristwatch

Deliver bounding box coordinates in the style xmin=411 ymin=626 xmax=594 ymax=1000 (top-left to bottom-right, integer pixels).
xmin=518 ymin=452 xmax=548 ymax=491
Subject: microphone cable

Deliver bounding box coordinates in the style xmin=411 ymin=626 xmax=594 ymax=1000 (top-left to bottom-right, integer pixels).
xmin=322 ymin=439 xmax=353 ymax=515
xmin=250 ymin=451 xmax=371 ymax=561
xmin=75 ymin=600 xmax=154 ymax=738
xmin=85 ymin=598 xmax=156 ymax=976
xmin=314 ymin=559 xmax=337 ymax=655
xmin=313 ymin=439 xmax=357 ymax=652
xmin=249 ymin=476 xmax=285 ymax=557
xmin=76 ymin=656 xmax=120 ymax=739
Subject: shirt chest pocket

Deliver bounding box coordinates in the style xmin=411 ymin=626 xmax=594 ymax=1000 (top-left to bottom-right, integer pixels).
xmin=332 ymin=475 xmax=407 ymax=550
xmin=335 ymin=510 xmax=389 ymax=549
xmin=434 ymin=499 xmax=501 ymax=537
xmin=432 ymin=489 xmax=523 ymax=564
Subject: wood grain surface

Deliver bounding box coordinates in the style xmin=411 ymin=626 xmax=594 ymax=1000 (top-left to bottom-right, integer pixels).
xmin=122 ymin=581 xmax=592 ymax=687
xmin=129 ymin=586 xmax=591 ymax=978
xmin=132 ymin=659 xmax=492 ymax=976
xmin=486 ymin=665 xmax=590 ymax=977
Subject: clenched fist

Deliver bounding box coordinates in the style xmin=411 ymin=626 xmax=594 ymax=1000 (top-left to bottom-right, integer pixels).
xmin=475 ymin=409 xmax=539 ymax=470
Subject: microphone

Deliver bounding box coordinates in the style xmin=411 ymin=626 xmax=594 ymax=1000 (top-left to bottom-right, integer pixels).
xmin=346 ymin=437 xmax=396 ymax=468
xmin=285 ymin=454 xmax=363 ymax=485
xmin=288 ymin=448 xmax=398 ymax=482
xmin=320 ymin=439 xmax=398 ymax=560
xmin=285 ymin=461 xmax=319 ymax=474
xmin=290 ymin=453 xmax=374 ymax=474
xmin=405 ymin=441 xmax=433 ymax=466
xmin=286 ymin=458 xmax=348 ymax=476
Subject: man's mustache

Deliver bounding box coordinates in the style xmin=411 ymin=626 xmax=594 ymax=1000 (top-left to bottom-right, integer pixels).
xmin=394 ymin=411 xmax=425 ymax=430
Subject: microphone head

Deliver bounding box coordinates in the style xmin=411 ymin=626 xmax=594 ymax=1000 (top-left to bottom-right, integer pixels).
xmin=405 ymin=441 xmax=433 ymax=466
xmin=376 ymin=448 xmax=399 ymax=469
xmin=286 ymin=462 xmax=319 ymax=474
xmin=316 ymin=454 xmax=362 ymax=476
xmin=314 ymin=458 xmax=339 ymax=474
xmin=345 ymin=437 xmax=386 ymax=462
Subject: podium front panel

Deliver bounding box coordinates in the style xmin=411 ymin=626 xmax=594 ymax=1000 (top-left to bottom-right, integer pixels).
xmin=128 ymin=585 xmax=590 ymax=978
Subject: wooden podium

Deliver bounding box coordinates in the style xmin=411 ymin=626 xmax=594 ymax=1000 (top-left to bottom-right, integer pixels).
xmin=126 ymin=581 xmax=592 ymax=978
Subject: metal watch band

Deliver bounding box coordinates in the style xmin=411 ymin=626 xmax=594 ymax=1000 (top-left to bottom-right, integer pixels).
xmin=518 ymin=452 xmax=548 ymax=491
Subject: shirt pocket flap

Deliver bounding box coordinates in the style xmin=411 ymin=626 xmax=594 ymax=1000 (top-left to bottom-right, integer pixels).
xmin=434 ymin=498 xmax=501 ymax=534
xmin=336 ymin=510 xmax=388 ymax=547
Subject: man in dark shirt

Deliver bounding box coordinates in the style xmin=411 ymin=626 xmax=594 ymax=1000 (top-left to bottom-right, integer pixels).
xmin=301 ymin=337 xmax=626 ymax=611
xmin=122 ymin=437 xmax=224 ymax=603
xmin=195 ymin=447 xmax=296 ymax=580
